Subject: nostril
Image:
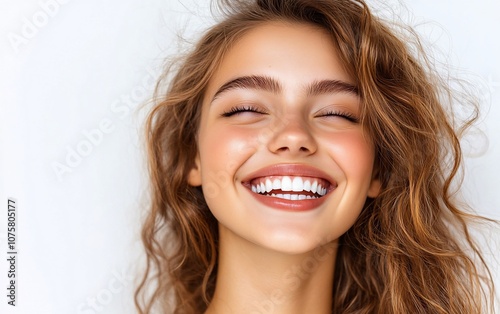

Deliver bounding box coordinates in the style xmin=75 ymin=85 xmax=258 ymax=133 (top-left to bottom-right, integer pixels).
xmin=267 ymin=123 xmax=318 ymax=156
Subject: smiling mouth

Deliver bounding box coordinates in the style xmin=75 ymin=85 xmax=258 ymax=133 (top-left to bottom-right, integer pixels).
xmin=246 ymin=176 xmax=333 ymax=200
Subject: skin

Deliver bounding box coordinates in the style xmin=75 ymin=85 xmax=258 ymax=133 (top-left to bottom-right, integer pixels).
xmin=188 ymin=22 xmax=381 ymax=314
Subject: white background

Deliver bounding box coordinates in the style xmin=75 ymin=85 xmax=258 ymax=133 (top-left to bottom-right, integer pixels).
xmin=0 ymin=0 xmax=499 ymax=313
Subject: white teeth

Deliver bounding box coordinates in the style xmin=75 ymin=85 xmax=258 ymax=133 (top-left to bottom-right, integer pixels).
xmin=320 ymin=187 xmax=326 ymax=196
xmin=272 ymin=178 xmax=281 ymax=190
xmin=310 ymin=181 xmax=318 ymax=194
xmin=250 ymin=176 xmax=330 ymax=198
xmin=292 ymin=177 xmax=303 ymax=192
xmin=303 ymin=180 xmax=311 ymax=192
xmin=265 ymin=179 xmax=273 ymax=193
xmin=281 ymin=176 xmax=292 ymax=191
xmin=260 ymin=193 xmax=320 ymax=200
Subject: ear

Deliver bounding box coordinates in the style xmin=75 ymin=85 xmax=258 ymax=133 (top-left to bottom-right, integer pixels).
xmin=187 ymin=154 xmax=202 ymax=186
xmin=367 ymin=168 xmax=381 ymax=198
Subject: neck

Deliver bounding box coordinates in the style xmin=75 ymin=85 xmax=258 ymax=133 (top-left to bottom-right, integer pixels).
xmin=205 ymin=226 xmax=338 ymax=314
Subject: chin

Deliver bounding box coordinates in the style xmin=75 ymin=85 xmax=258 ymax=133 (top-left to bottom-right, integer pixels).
xmin=255 ymin=230 xmax=334 ymax=256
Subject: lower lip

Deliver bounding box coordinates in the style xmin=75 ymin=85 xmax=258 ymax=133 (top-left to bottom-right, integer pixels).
xmin=246 ymin=189 xmax=329 ymax=212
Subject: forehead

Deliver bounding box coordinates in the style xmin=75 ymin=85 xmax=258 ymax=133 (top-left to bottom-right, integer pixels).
xmin=204 ymin=21 xmax=354 ymax=101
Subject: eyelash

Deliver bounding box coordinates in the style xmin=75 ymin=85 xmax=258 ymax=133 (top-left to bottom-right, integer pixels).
xmin=221 ymin=106 xmax=358 ymax=123
xmin=317 ymin=110 xmax=359 ymax=123
xmin=221 ymin=105 xmax=268 ymax=117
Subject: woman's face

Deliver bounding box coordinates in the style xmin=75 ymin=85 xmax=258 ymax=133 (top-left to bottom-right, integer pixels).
xmin=188 ymin=22 xmax=380 ymax=254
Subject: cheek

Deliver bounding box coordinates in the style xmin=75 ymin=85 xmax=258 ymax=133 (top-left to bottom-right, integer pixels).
xmin=199 ymin=125 xmax=259 ymax=167
xmin=323 ymin=131 xmax=375 ymax=180
xmin=197 ymin=124 xmax=260 ymax=199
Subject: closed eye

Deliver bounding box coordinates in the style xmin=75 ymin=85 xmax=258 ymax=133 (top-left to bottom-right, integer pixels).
xmin=221 ymin=105 xmax=269 ymax=117
xmin=316 ymin=110 xmax=359 ymax=123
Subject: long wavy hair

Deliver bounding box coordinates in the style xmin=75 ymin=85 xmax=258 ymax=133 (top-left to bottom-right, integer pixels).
xmin=135 ymin=0 xmax=496 ymax=313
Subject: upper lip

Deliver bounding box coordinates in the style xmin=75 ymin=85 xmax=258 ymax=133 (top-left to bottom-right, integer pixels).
xmin=241 ymin=163 xmax=336 ymax=187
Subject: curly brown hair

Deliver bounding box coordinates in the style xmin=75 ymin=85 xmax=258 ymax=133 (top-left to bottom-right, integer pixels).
xmin=135 ymin=0 xmax=496 ymax=313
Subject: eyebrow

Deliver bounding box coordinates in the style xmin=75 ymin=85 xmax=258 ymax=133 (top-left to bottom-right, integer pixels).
xmin=211 ymin=75 xmax=359 ymax=102
xmin=212 ymin=75 xmax=282 ymax=100
xmin=306 ymin=79 xmax=359 ymax=96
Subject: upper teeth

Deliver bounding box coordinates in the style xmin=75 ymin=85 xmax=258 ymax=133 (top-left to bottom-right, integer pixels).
xmin=250 ymin=176 xmax=328 ymax=196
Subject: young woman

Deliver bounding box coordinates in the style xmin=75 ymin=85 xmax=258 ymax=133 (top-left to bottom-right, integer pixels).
xmin=136 ymin=0 xmax=496 ymax=313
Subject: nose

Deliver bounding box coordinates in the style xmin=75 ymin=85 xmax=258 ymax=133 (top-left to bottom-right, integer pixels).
xmin=267 ymin=115 xmax=317 ymax=156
